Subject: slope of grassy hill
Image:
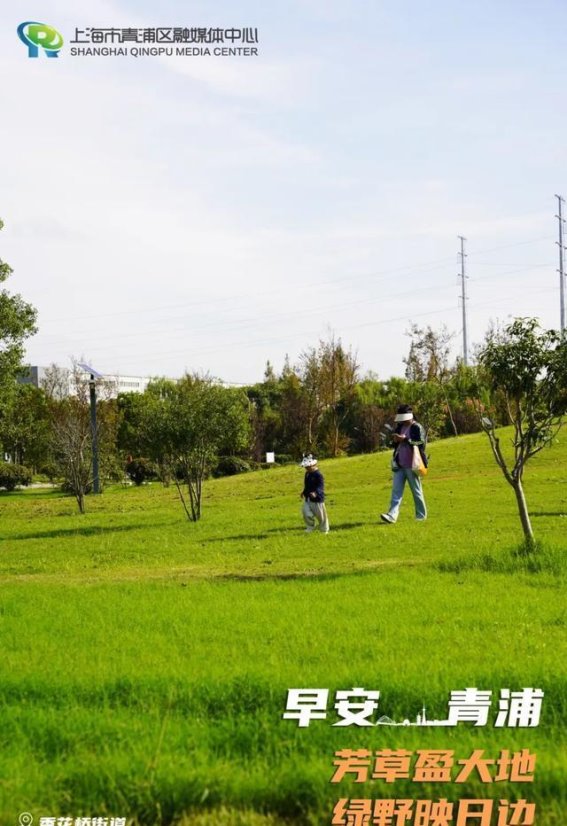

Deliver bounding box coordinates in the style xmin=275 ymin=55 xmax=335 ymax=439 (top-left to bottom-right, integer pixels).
xmin=0 ymin=429 xmax=565 ymax=824
xmin=1 ymin=427 xmax=566 ymax=581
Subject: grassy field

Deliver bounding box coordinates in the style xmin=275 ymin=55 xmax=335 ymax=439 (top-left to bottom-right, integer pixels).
xmin=0 ymin=429 xmax=566 ymax=825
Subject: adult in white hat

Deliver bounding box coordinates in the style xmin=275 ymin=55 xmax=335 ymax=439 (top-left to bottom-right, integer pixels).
xmin=299 ymin=454 xmax=330 ymax=533
xmin=380 ymin=405 xmax=427 ymax=523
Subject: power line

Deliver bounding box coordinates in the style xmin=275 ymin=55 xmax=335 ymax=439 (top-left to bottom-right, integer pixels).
xmin=35 ymin=262 xmax=554 ymax=351
xmin=44 ymin=285 xmax=557 ymax=369
xmin=38 ymin=254 xmax=458 ymax=327
xmin=37 ymin=235 xmax=555 ymax=328
xmin=466 ymin=235 xmax=554 ymax=258
xmin=469 ymin=262 xmax=552 ymax=282
xmin=24 ymin=229 xmax=561 ymax=380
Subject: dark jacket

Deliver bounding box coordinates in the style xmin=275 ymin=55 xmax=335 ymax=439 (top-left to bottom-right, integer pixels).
xmin=392 ymin=421 xmax=428 ymax=468
xmin=302 ymin=469 xmax=325 ymax=503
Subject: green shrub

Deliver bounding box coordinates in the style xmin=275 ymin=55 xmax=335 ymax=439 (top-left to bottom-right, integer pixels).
xmin=0 ymin=462 xmax=33 ymax=491
xmin=104 ymin=456 xmax=128 ymax=484
xmin=38 ymin=462 xmax=60 ymax=483
xmin=213 ymin=457 xmax=252 ymax=478
xmin=275 ymin=454 xmax=295 ymax=465
xmin=125 ymin=457 xmax=159 ymax=486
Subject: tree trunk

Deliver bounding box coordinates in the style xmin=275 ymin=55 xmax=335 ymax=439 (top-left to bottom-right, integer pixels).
xmin=187 ymin=479 xmax=198 ymax=522
xmin=307 ymin=415 xmax=314 ymax=450
xmin=512 ymin=477 xmax=535 ymax=549
xmin=445 ymin=397 xmax=459 ymax=437
xmin=332 ymin=413 xmax=340 ymax=458
xmin=174 ymin=477 xmax=193 ymax=521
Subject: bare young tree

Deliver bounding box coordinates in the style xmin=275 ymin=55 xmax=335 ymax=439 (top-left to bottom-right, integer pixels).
xmin=49 ymin=395 xmax=92 ymax=513
xmin=43 ymin=362 xmax=115 ymax=513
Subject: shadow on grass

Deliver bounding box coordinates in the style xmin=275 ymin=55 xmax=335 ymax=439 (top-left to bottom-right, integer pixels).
xmin=328 ymin=521 xmax=367 ymax=531
xmin=215 ymin=562 xmax=415 ymax=583
xmin=0 ymin=487 xmax=65 ymax=499
xmin=2 ymin=524 xmax=144 ymax=542
xmin=201 ymin=522 xmax=368 ymax=544
xmin=531 ymin=512 xmax=567 ymax=518
xmin=201 ymin=533 xmax=271 ymax=543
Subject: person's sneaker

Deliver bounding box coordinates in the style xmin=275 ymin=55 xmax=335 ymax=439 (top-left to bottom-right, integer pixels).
xmin=415 ymin=517 xmax=427 ymax=522
xmin=380 ymin=513 xmax=395 ymax=524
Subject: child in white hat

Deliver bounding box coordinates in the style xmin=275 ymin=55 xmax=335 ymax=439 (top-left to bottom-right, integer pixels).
xmin=300 ymin=455 xmax=330 ymax=533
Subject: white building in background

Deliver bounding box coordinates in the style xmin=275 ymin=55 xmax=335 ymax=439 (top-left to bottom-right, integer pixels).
xmin=107 ymin=374 xmax=154 ymax=395
xmin=19 ymin=366 xmax=165 ymax=398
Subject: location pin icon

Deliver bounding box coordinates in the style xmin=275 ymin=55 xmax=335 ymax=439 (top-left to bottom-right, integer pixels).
xmin=19 ymin=814 xmax=33 ymax=826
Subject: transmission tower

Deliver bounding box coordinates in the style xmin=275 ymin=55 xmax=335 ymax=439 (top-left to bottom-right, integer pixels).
xmin=458 ymin=235 xmax=469 ymax=365
xmin=556 ymin=194 xmax=566 ymax=333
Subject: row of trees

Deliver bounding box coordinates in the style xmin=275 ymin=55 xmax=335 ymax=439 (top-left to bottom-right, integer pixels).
xmin=2 ymin=332 xmax=483 ymax=487
xmin=3 ymin=322 xmax=566 ymax=548
xmin=247 ymin=329 xmax=482 ymax=463
xmin=2 ymin=217 xmax=567 ymax=547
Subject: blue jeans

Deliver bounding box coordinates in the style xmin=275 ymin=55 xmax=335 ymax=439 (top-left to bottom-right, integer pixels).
xmin=387 ymin=468 xmax=427 ymax=521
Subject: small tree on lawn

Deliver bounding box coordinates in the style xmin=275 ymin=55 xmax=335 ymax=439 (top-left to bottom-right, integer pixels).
xmin=144 ymin=375 xmax=250 ymax=522
xmin=475 ymin=318 xmax=567 ymax=549
xmin=44 ymin=362 xmax=116 ymax=513
xmin=49 ymin=393 xmax=92 ymax=513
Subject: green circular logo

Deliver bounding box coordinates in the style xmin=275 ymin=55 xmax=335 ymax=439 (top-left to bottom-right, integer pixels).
xmin=17 ymin=21 xmax=64 ymax=57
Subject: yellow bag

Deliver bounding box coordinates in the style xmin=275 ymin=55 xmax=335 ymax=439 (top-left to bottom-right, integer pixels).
xmin=412 ymin=445 xmax=428 ymax=477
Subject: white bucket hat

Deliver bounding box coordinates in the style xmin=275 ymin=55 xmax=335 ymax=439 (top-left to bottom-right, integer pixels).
xmin=394 ymin=412 xmax=413 ymax=423
xmin=300 ymin=454 xmax=318 ymax=468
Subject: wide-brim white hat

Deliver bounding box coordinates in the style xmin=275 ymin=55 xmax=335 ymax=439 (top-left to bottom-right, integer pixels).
xmin=394 ymin=412 xmax=413 ymax=423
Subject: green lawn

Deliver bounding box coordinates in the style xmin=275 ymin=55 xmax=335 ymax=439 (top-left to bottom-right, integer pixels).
xmin=0 ymin=430 xmax=566 ymax=824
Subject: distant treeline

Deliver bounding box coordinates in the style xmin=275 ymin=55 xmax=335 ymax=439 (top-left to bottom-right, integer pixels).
xmin=2 ymin=329 xmax=491 ymax=485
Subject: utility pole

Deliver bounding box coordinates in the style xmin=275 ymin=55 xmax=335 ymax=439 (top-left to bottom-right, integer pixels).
xmin=458 ymin=235 xmax=469 ymax=365
xmin=556 ymin=194 xmax=566 ymax=333
xmin=88 ymin=373 xmax=100 ymax=494
xmin=78 ymin=362 xmax=102 ymax=494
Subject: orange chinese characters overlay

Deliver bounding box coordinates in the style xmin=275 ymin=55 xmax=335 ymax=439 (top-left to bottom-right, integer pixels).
xmin=331 ymin=798 xmax=536 ymax=826
xmin=330 ymin=750 xmax=536 ymax=784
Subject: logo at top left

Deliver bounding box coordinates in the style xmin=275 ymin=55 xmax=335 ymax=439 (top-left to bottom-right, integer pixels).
xmin=17 ymin=21 xmax=64 ymax=57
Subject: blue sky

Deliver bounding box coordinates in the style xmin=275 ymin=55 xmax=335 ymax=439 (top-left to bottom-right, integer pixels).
xmin=1 ymin=0 xmax=567 ymax=382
